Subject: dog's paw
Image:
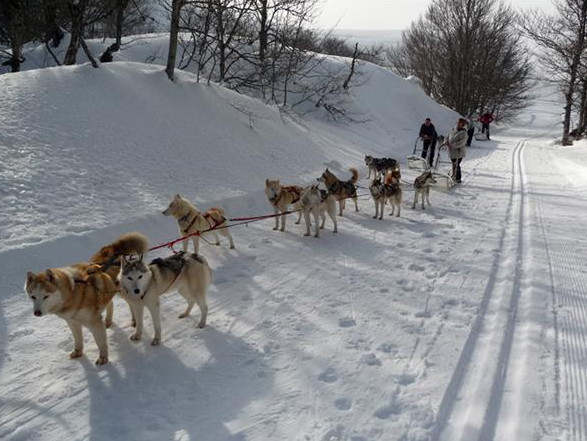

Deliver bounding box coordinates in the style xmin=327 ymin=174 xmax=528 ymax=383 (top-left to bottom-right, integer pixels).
xmin=197 ymin=322 xmax=206 ymax=329
xmin=314 ymin=234 xmax=319 ymax=238
xmin=95 ymin=355 xmax=108 ymax=365
xmin=272 ymin=226 xmax=278 ymax=231
xmin=69 ymin=349 xmax=83 ymax=359
xmin=230 ymin=245 xmax=235 ymax=249
xmin=333 ymin=230 xmax=338 ymax=234
xmin=151 ymin=338 xmax=160 ymax=346
xmin=304 ymin=232 xmax=311 ymax=236
xmin=294 ymin=220 xmax=301 ymax=225
xmin=178 ymin=312 xmax=189 ymax=319
xmin=130 ymin=333 xmax=142 ymax=341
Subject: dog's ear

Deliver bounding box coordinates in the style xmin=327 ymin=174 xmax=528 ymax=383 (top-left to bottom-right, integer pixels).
xmin=266 ymin=178 xmax=269 ymax=186
xmin=26 ymin=271 xmax=35 ymax=288
xmin=137 ymin=253 xmax=144 ymax=262
xmin=45 ymin=269 xmax=55 ymax=284
xmin=175 ymin=194 xmax=181 ymax=200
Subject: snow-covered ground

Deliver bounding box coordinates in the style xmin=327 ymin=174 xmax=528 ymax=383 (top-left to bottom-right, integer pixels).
xmin=1 ymin=49 xmax=586 ymax=441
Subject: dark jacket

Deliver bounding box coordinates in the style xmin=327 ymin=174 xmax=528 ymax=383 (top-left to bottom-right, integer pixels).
xmin=419 ymin=123 xmax=437 ymax=140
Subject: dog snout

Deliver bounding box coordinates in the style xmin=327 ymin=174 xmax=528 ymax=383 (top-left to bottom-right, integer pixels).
xmin=34 ymin=310 xmax=42 ymax=317
xmin=133 ymin=288 xmax=141 ymax=295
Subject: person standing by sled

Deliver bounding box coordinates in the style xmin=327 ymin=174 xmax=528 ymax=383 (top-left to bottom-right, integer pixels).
xmin=447 ymin=118 xmax=468 ymax=183
xmin=479 ymin=111 xmax=494 ymax=140
xmin=418 ymin=117 xmax=438 ymax=168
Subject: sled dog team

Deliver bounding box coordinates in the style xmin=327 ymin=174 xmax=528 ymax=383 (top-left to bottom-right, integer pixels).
xmin=25 ymin=159 xmax=437 ymax=365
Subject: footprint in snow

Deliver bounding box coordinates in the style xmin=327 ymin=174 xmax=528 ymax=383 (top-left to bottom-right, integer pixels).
xmin=339 ymin=317 xmax=356 ymax=328
xmin=374 ymin=402 xmax=402 ymax=419
xmin=334 ymin=397 xmax=352 ymax=411
xmin=378 ymin=342 xmax=394 ymax=353
xmin=361 ymin=353 xmax=382 ymax=366
xmin=396 ymin=279 xmax=415 ymax=292
xmin=318 ymin=368 xmax=338 ymax=383
xmin=396 ymin=373 xmax=416 ymax=385
xmin=408 ymin=263 xmax=426 ymax=272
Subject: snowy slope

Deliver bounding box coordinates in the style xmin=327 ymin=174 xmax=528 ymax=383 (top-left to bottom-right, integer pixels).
xmin=1 ymin=55 xmax=587 ymax=441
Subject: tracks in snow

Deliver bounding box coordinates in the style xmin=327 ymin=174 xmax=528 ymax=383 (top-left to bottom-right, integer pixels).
xmin=432 ymin=139 xmax=535 ymax=441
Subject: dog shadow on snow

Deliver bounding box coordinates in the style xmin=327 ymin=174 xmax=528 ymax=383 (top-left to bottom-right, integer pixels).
xmin=82 ymin=325 xmax=272 ymax=441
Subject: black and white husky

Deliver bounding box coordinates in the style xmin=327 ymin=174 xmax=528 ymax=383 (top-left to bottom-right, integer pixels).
xmin=118 ymin=252 xmax=211 ymax=345
xmin=300 ymin=184 xmax=338 ymax=237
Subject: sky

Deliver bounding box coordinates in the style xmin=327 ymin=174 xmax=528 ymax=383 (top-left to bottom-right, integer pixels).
xmin=315 ymin=0 xmax=557 ymax=30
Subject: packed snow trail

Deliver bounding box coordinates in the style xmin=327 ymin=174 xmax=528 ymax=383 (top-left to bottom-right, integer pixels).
xmin=433 ymin=97 xmax=587 ymax=440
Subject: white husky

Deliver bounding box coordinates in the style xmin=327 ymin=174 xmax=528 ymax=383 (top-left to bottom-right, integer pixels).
xmin=118 ymin=252 xmax=211 ymax=345
xmin=301 ymin=184 xmax=338 ymax=237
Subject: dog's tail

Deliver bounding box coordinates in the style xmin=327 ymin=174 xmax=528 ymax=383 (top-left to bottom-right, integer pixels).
xmin=90 ymin=232 xmax=149 ymax=265
xmin=349 ymin=167 xmax=359 ymax=184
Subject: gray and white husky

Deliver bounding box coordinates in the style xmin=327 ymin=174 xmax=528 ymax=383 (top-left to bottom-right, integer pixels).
xmin=412 ymin=171 xmax=436 ymax=210
xmin=369 ymin=176 xmax=402 ymax=220
xmin=301 ymin=184 xmax=338 ymax=237
xmin=118 ymin=252 xmax=211 ymax=346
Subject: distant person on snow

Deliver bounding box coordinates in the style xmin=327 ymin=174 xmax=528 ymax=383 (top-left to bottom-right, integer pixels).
xmin=418 ymin=117 xmax=438 ymax=168
xmin=447 ymin=117 xmax=468 ymax=184
xmin=479 ymin=111 xmax=494 ymax=140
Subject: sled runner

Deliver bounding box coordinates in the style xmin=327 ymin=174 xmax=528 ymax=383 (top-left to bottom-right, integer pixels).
xmin=431 ymin=137 xmax=455 ymax=189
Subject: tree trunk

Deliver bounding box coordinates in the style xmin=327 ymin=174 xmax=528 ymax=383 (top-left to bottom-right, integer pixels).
xmin=9 ymin=39 xmax=22 ymax=73
xmin=80 ymin=37 xmax=99 ymax=68
xmin=342 ymin=43 xmax=359 ymax=91
xmin=64 ymin=0 xmax=87 ymax=65
xmin=165 ymin=0 xmax=183 ymax=81
xmin=578 ymin=80 xmax=587 ymax=136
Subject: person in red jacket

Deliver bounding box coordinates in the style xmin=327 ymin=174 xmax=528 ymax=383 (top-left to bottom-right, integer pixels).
xmin=479 ymin=111 xmax=494 ymax=140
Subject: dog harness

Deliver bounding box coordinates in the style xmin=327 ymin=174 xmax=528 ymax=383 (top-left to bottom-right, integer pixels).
xmin=271 ymin=186 xmax=301 ymax=206
xmin=180 ymin=212 xmax=225 ymax=234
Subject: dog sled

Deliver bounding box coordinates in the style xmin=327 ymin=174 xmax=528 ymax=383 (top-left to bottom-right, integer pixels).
xmin=430 ymin=143 xmax=455 ymax=189
xmin=407 ymin=137 xmax=454 ymax=189
xmin=474 ymin=122 xmax=488 ymax=141
xmin=406 ymin=137 xmax=430 ymax=170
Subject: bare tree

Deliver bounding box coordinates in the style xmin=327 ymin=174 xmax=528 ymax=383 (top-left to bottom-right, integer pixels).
xmin=0 ymin=0 xmax=44 ymax=72
xmin=520 ymin=0 xmax=587 ymax=144
xmin=388 ymin=0 xmax=532 ymax=119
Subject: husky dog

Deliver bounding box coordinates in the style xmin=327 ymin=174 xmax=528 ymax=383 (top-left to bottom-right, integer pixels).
xmin=118 ymin=252 xmax=211 ymax=346
xmin=163 ymin=194 xmax=235 ymax=254
xmin=365 ymin=155 xmax=400 ymax=179
xmin=300 ymin=184 xmax=338 ymax=237
xmin=264 ymin=179 xmax=303 ymax=232
xmin=412 ymin=171 xmax=437 ymax=210
xmin=88 ymin=232 xmax=149 ymax=327
xmin=25 ymin=266 xmax=118 ymax=364
xmin=369 ymin=172 xmax=403 ymax=219
xmin=317 ymin=168 xmax=359 ymax=216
